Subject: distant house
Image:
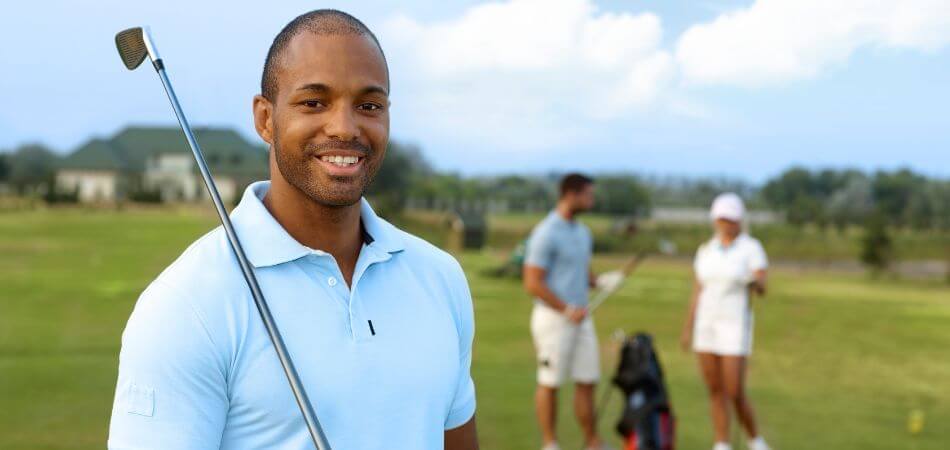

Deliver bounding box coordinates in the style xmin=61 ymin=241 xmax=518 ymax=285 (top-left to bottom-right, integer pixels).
xmin=56 ymin=126 xmax=268 ymax=203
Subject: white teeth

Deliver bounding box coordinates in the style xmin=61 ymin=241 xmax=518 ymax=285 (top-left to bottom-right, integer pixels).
xmin=320 ymin=155 xmax=360 ymax=167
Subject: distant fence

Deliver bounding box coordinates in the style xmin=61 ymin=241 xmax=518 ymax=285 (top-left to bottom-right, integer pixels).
xmin=650 ymin=207 xmax=780 ymax=225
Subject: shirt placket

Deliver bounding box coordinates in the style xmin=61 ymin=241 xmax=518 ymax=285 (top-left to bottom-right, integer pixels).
xmin=307 ymin=245 xmax=391 ymax=342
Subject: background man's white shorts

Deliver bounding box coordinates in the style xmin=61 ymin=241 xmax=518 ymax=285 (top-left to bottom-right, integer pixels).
xmin=530 ymin=303 xmax=600 ymax=387
xmin=692 ymin=313 xmax=754 ymax=356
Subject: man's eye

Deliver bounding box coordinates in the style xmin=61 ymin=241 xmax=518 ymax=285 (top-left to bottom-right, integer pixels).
xmin=302 ymin=100 xmax=324 ymax=108
xmin=359 ymin=103 xmax=382 ymax=111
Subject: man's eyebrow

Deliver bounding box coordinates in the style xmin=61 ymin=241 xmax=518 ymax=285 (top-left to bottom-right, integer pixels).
xmin=294 ymin=83 xmax=388 ymax=97
xmin=360 ymin=85 xmax=389 ymax=97
xmin=296 ymin=83 xmax=330 ymax=93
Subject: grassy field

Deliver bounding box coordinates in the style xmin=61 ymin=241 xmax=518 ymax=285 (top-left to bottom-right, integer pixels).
xmin=1 ymin=208 xmax=949 ymax=449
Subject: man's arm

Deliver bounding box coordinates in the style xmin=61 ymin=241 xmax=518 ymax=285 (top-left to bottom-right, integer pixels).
xmin=523 ymin=265 xmax=586 ymax=324
xmin=445 ymin=417 xmax=478 ymax=450
xmin=443 ymin=259 xmax=479 ymax=447
xmin=109 ymin=280 xmax=228 ymax=449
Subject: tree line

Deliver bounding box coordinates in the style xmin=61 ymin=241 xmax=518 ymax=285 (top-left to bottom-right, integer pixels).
xmin=762 ymin=167 xmax=949 ymax=230
xmin=2 ymin=142 xmax=947 ymax=232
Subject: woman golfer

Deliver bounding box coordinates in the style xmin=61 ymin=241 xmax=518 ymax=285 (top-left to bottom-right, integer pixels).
xmin=680 ymin=193 xmax=771 ymax=450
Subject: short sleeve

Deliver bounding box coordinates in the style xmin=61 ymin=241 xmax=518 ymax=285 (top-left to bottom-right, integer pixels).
xmin=445 ymin=262 xmax=476 ymax=430
xmin=108 ymin=280 xmax=228 ymax=449
xmin=524 ymin=225 xmax=555 ymax=270
xmin=747 ymin=238 xmax=768 ymax=271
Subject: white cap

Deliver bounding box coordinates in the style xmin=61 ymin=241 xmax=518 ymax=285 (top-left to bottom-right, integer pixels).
xmin=710 ymin=192 xmax=745 ymax=222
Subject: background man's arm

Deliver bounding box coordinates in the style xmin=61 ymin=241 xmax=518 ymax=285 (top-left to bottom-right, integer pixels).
xmin=523 ymin=265 xmax=586 ymax=323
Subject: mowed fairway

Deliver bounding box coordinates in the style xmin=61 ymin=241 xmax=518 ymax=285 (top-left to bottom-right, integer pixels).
xmin=1 ymin=209 xmax=948 ymax=449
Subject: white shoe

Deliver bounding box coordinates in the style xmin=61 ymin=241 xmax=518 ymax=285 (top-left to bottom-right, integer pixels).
xmin=713 ymin=443 xmax=733 ymax=450
xmin=542 ymin=443 xmax=561 ymax=450
xmin=748 ymin=436 xmax=771 ymax=450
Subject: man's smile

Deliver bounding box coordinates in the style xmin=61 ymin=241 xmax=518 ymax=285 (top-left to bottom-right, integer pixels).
xmin=313 ymin=150 xmax=367 ymax=176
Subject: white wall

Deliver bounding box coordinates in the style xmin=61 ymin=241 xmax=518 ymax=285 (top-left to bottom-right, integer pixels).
xmin=56 ymin=170 xmax=118 ymax=202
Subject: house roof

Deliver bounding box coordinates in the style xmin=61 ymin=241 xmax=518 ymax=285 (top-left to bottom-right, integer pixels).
xmin=60 ymin=126 xmax=268 ymax=177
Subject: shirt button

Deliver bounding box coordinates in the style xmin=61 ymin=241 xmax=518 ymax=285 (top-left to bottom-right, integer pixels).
xmin=327 ymin=276 xmax=337 ymax=287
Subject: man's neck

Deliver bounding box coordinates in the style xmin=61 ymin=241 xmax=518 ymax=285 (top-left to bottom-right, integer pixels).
xmin=263 ymin=177 xmax=364 ymax=286
xmin=556 ymin=202 xmax=576 ymax=221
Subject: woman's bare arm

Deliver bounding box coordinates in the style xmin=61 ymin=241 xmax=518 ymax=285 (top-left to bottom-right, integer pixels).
xmin=680 ymin=276 xmax=702 ymax=351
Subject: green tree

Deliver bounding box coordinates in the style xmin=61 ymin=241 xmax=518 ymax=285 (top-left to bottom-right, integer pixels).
xmin=8 ymin=144 xmax=59 ymax=194
xmin=0 ymin=152 xmax=10 ymax=183
xmin=871 ymin=169 xmax=927 ymax=228
xmin=860 ymin=212 xmax=893 ymax=275
xmin=825 ymin=174 xmax=873 ymax=232
xmin=366 ymin=142 xmax=430 ymax=218
xmin=484 ymin=175 xmax=551 ymax=211
xmin=593 ymin=175 xmax=651 ymax=216
xmin=762 ymin=167 xmax=828 ymax=226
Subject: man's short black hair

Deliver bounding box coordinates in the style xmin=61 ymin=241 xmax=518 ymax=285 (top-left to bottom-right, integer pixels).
xmin=261 ymin=9 xmax=387 ymax=101
xmin=559 ymin=173 xmax=594 ymax=197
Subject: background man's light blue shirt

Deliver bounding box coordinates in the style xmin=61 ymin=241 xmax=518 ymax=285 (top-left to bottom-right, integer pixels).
xmin=523 ymin=210 xmax=593 ymax=307
xmin=108 ymin=181 xmax=476 ymax=449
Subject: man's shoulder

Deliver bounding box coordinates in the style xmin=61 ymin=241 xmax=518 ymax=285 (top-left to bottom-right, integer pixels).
xmin=528 ymin=213 xmax=560 ymax=240
xmin=148 ymin=226 xmax=247 ymax=308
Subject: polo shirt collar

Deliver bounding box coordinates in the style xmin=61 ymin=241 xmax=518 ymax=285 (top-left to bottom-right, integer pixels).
xmin=230 ymin=181 xmax=404 ymax=268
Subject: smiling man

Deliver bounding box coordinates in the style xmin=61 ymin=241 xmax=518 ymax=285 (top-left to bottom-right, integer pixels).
xmin=108 ymin=10 xmax=478 ymax=450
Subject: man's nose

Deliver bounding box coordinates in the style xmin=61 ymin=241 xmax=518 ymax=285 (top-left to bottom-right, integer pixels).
xmin=324 ymin=104 xmax=359 ymax=141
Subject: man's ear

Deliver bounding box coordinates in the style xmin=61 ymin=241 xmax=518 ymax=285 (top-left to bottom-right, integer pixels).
xmin=253 ymin=95 xmax=275 ymax=145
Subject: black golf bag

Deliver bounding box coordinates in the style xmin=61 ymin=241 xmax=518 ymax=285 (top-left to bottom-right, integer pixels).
xmin=612 ymin=333 xmax=674 ymax=450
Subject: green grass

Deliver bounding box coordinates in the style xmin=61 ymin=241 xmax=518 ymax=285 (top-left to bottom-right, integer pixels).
xmin=1 ymin=208 xmax=948 ymax=449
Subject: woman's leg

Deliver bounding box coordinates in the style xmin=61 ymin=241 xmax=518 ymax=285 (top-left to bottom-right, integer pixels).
xmin=697 ymin=352 xmax=729 ymax=443
xmin=722 ymin=355 xmax=759 ymax=438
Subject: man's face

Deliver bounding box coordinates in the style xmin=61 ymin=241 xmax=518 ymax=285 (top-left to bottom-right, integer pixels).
xmin=254 ymin=33 xmax=390 ymax=207
xmin=568 ymin=184 xmax=596 ymax=213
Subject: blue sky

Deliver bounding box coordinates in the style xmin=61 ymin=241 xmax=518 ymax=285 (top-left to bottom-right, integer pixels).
xmin=2 ymin=0 xmax=948 ymax=183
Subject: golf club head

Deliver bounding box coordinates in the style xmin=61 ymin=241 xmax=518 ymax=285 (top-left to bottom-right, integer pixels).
xmin=115 ymin=27 xmax=161 ymax=70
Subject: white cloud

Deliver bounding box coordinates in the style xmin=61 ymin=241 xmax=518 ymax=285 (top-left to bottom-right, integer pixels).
xmin=381 ymin=0 xmax=676 ymax=150
xmin=378 ymin=0 xmax=950 ymax=158
xmin=676 ymin=0 xmax=950 ymax=86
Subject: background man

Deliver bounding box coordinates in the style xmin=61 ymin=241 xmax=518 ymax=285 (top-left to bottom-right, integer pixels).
xmin=523 ymin=173 xmax=610 ymax=450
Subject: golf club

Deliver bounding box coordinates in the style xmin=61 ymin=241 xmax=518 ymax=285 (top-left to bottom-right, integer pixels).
xmin=587 ymin=238 xmax=678 ymax=313
xmin=114 ymin=27 xmax=331 ymax=450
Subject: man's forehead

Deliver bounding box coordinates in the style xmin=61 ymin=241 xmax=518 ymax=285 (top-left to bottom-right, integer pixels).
xmin=278 ymin=32 xmax=388 ymax=89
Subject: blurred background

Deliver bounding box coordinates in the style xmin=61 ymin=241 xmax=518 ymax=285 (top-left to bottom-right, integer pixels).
xmin=1 ymin=0 xmax=948 ymax=449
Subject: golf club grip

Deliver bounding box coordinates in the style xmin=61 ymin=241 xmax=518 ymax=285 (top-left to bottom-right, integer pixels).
xmin=153 ymin=67 xmax=332 ymax=450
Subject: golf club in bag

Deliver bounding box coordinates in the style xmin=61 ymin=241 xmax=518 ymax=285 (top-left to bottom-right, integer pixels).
xmin=612 ymin=333 xmax=674 ymax=450
xmin=114 ymin=27 xmax=331 ymax=450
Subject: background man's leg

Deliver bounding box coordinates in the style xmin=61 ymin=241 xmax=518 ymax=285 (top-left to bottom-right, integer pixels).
xmin=536 ymin=385 xmax=559 ymax=446
xmin=574 ymin=382 xmax=602 ymax=448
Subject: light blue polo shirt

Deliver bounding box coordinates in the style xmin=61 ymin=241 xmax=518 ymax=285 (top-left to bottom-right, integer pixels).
xmin=523 ymin=210 xmax=593 ymax=307
xmin=108 ymin=181 xmax=476 ymax=449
